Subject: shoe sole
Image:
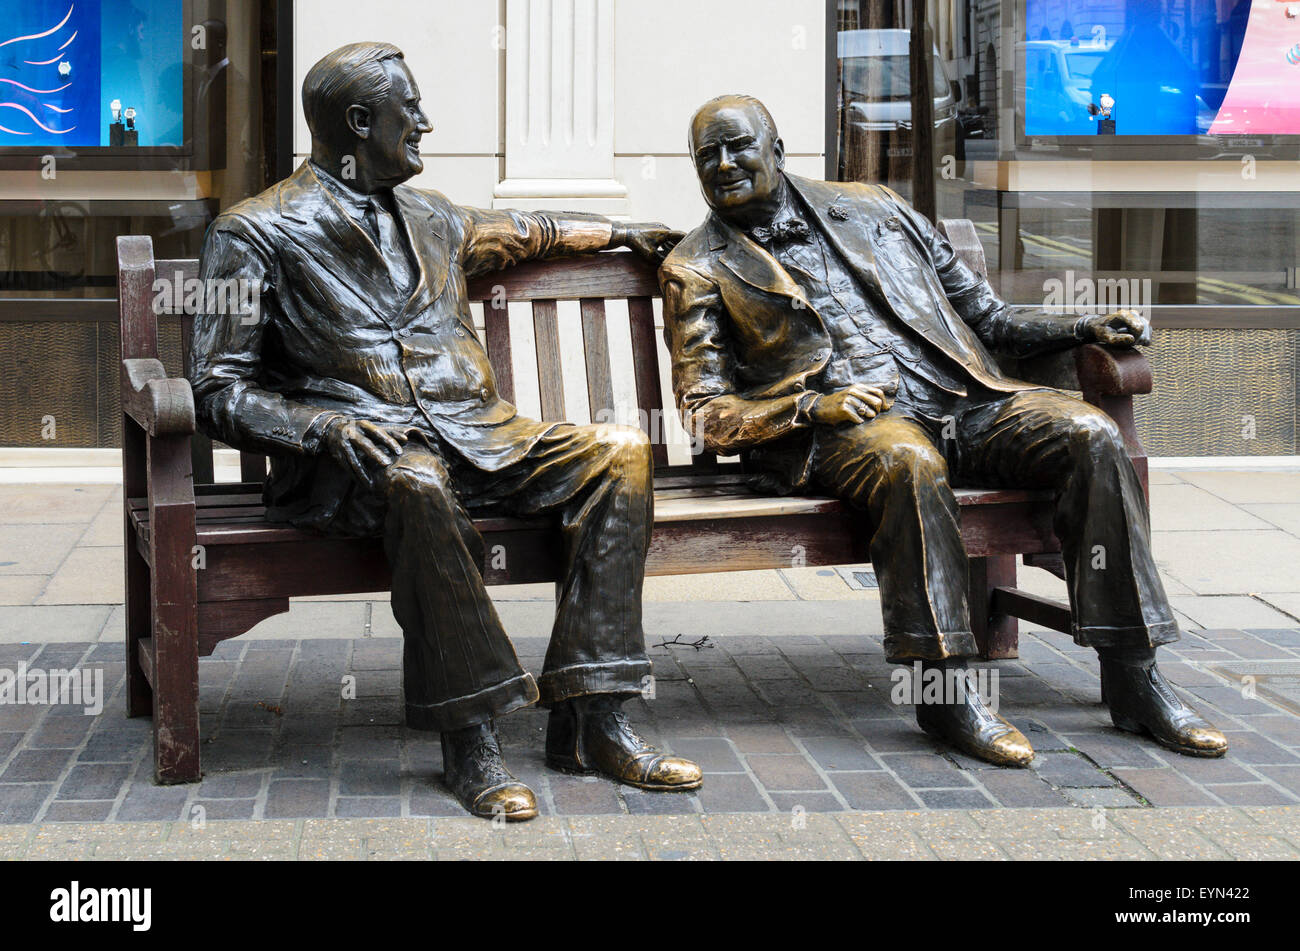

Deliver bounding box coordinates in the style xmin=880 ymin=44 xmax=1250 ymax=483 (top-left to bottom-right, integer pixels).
xmin=547 ymin=758 xmax=703 ymax=791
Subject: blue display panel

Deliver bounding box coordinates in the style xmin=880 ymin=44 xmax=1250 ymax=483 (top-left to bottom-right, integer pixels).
xmin=0 ymin=0 xmax=183 ymax=148
xmin=1023 ymin=0 xmax=1300 ymax=136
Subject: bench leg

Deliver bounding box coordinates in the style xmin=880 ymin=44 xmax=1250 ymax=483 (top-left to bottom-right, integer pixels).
xmin=969 ymin=555 xmax=1019 ymax=660
xmin=124 ymin=531 xmax=153 ymax=718
xmin=146 ymin=441 xmax=202 ymax=784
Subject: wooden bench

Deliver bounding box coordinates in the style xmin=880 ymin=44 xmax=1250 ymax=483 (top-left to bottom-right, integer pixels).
xmin=116 ymin=221 xmax=1154 ymax=783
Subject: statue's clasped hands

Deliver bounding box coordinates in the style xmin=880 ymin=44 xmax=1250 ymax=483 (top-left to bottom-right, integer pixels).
xmin=1078 ymin=309 xmax=1151 ymax=348
xmin=811 ymin=384 xmax=893 ymax=426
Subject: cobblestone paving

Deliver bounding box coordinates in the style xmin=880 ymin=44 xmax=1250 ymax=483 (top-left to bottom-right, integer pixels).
xmin=2 ymin=627 xmax=1300 ymax=836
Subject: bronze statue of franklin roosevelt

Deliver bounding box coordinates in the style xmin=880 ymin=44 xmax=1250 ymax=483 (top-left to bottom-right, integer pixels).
xmin=660 ymin=95 xmax=1226 ymax=766
xmin=190 ymin=43 xmax=701 ymax=820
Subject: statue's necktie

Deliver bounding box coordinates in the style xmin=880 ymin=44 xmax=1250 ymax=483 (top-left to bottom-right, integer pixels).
xmin=367 ymin=198 xmax=416 ymax=295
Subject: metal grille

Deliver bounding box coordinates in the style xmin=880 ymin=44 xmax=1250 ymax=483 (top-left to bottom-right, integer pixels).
xmin=0 ymin=319 xmax=185 ymax=448
xmin=1134 ymin=328 xmax=1298 ymax=457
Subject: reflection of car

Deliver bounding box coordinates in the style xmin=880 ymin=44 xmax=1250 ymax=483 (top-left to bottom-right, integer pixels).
xmin=1021 ymin=39 xmax=1113 ymax=134
xmin=837 ymin=29 xmax=957 ymax=172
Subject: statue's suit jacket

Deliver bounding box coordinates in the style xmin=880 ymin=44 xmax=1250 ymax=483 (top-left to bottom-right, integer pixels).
xmin=658 ymin=173 xmax=1081 ymax=491
xmin=191 ymin=161 xmax=614 ymax=534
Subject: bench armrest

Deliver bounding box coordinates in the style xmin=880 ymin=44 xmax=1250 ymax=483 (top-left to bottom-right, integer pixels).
xmin=122 ymin=358 xmax=196 ymax=437
xmin=1010 ymin=344 xmax=1153 ymax=398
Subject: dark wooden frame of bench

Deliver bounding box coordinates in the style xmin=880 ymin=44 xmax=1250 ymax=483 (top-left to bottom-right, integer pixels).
xmin=116 ymin=220 xmax=1153 ymax=783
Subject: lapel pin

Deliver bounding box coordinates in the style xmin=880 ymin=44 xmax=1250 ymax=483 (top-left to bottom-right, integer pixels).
xmin=828 ymin=203 xmax=850 ymax=221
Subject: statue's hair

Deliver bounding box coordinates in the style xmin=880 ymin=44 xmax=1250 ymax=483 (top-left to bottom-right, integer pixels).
xmin=302 ymin=42 xmax=406 ymax=145
xmin=688 ymin=94 xmax=779 ymax=151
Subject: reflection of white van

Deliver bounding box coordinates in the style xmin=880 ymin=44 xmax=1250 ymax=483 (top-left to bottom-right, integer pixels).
xmin=837 ymin=28 xmax=957 ymax=163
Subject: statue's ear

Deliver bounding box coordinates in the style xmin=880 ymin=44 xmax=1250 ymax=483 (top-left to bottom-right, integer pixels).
xmin=346 ymin=104 xmax=372 ymax=140
xmin=773 ymin=136 xmax=786 ymax=170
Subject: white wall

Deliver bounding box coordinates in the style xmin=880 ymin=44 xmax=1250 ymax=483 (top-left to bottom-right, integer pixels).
xmin=293 ymin=0 xmax=826 ymax=222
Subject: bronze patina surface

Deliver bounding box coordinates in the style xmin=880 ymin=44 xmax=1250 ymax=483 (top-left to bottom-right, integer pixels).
xmin=190 ymin=42 xmax=699 ymax=820
xmin=660 ymin=94 xmax=1226 ymax=764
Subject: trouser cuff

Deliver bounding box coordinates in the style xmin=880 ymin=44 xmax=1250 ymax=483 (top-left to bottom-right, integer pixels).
xmin=405 ymin=672 xmax=539 ymax=732
xmin=884 ymin=630 xmax=978 ymax=665
xmin=537 ymin=659 xmax=653 ymax=707
xmin=1073 ymin=620 xmax=1180 ymax=649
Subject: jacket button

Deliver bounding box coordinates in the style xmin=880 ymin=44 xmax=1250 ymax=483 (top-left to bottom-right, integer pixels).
xmin=480 ymin=387 xmax=490 ymax=401
xmin=455 ymin=328 xmax=466 ymax=338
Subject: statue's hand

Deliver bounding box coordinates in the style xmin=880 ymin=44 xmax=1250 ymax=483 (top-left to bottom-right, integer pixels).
xmin=1080 ymin=309 xmax=1151 ymax=348
xmin=613 ymin=222 xmax=685 ymax=263
xmin=810 ymin=384 xmax=891 ymax=426
xmin=321 ymin=417 xmax=407 ymax=488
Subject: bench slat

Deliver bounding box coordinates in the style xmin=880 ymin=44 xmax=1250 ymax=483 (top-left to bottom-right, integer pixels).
xmin=482 ymin=297 xmax=515 ymax=404
xmin=532 ymin=299 xmax=566 ymax=421
xmin=627 ymin=295 xmax=668 ymax=467
xmin=580 ymin=298 xmax=614 ymax=422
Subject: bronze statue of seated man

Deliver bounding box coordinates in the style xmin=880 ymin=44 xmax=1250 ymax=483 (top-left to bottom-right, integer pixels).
xmin=190 ymin=42 xmax=701 ymax=821
xmin=659 ymin=94 xmax=1226 ymax=767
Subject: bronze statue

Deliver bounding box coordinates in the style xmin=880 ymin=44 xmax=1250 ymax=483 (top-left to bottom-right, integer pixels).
xmin=661 ymin=94 xmax=1227 ymax=766
xmin=190 ymin=42 xmax=701 ymax=821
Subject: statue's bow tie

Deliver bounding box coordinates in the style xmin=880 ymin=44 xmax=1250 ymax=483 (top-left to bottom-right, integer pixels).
xmin=750 ymin=218 xmax=811 ymax=246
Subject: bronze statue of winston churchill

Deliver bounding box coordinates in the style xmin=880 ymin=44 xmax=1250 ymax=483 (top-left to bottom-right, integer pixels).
xmin=660 ymin=94 xmax=1227 ymax=766
xmin=190 ymin=43 xmax=701 ymax=821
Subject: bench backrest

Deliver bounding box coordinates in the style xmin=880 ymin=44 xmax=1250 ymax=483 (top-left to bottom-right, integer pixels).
xmin=118 ymin=220 xmax=989 ymax=487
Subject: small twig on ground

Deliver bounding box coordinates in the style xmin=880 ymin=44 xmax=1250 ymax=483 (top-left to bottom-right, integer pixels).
xmin=653 ymin=634 xmax=714 ymax=651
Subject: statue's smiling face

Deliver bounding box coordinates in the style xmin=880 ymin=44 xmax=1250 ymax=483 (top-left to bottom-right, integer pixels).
xmin=363 ymin=59 xmax=433 ymax=184
xmin=690 ymin=102 xmax=784 ymax=221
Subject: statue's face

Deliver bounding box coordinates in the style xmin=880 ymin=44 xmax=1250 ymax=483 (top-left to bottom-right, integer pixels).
xmin=690 ymin=102 xmax=784 ymax=220
xmin=359 ymin=59 xmax=433 ymax=186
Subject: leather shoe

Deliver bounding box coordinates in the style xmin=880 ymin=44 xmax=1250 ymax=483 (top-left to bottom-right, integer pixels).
xmin=441 ymin=720 xmax=538 ymax=821
xmin=914 ymin=661 xmax=1035 ymax=767
xmin=547 ymin=697 xmax=702 ymax=791
xmin=1100 ymin=650 xmax=1227 ymax=757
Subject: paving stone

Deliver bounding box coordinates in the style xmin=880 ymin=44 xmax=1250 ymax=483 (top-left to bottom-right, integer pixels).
xmin=1256 ymin=765 xmax=1300 ymax=795
xmin=917 ymin=788 xmax=997 ymax=809
xmin=1112 ymin=768 xmax=1218 ymax=806
xmin=338 ymin=760 xmax=402 ymax=797
xmin=693 ymin=773 xmax=767 ymax=813
xmin=978 ymin=770 xmax=1072 ymax=807
xmin=199 ymin=773 xmax=265 ymax=799
xmin=1032 ymin=751 xmax=1117 ymax=788
xmin=829 ymin=771 xmax=917 ymax=810
xmin=622 ymin=787 xmax=701 ymax=815
xmin=115 ymin=783 xmax=190 ymax=821
xmin=1206 ymin=783 xmax=1297 ymax=806
xmin=799 ymin=735 xmax=880 ymax=771
xmin=54 ymin=762 xmax=129 ymax=800
xmin=1061 ymin=733 xmax=1164 ymax=769
xmin=746 ymin=754 xmax=826 ymax=791
xmin=265 ymin=779 xmax=331 ymax=818
xmin=879 ymin=753 xmax=973 ymax=788
xmin=767 ymin=791 xmax=844 ymax=814
xmin=1 ymin=748 xmax=73 ymax=783
xmin=26 ymin=715 xmax=94 ymax=749
xmin=191 ymin=799 xmax=257 ymax=820
xmin=42 ymin=800 xmax=114 ymax=822
xmin=0 ymin=783 xmax=51 ymax=825
xmin=724 ymin=723 xmax=797 ymax=754
xmin=1061 ymin=787 xmax=1144 ymax=808
xmin=1219 ymin=731 xmax=1300 ymax=765
xmin=549 ymin=775 xmax=624 ymax=815
xmin=336 ymin=796 xmax=403 ymax=818
xmin=664 ymin=736 xmax=743 ymax=772
xmin=408 ymin=787 xmax=467 ymax=817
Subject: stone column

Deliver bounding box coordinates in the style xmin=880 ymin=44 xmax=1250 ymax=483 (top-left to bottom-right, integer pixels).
xmin=493 ymin=0 xmax=628 ymax=215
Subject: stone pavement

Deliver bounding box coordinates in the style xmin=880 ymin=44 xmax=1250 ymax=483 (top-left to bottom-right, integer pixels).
xmin=0 ymin=467 xmax=1298 ymax=859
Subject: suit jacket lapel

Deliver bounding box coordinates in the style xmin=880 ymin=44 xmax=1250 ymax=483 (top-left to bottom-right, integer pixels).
xmin=393 ymin=187 xmax=451 ymax=318
xmin=713 ymin=215 xmax=810 ymax=307
xmin=276 ymin=164 xmax=397 ymax=320
xmin=786 ymin=174 xmax=881 ymax=294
